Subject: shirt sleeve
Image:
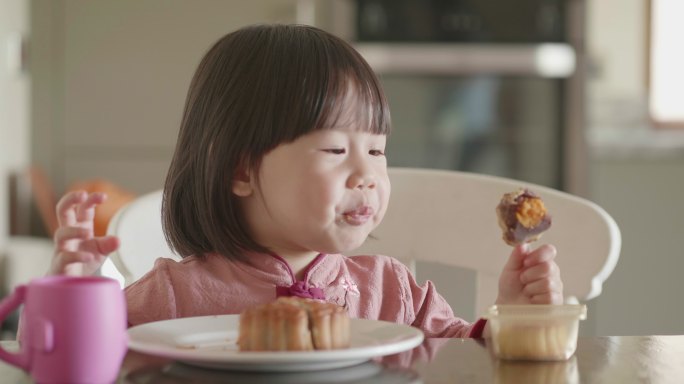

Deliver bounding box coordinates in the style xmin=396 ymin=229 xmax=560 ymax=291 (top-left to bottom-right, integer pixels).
xmin=124 ymin=258 xmax=178 ymax=327
xmin=467 ymin=318 xmax=488 ymax=338
xmin=390 ymin=257 xmax=482 ymax=338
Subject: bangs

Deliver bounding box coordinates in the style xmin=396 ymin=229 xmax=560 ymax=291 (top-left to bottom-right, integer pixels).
xmin=224 ymin=24 xmax=391 ymax=170
xmin=312 ymin=54 xmax=392 ymax=136
xmin=255 ymin=25 xmax=391 ymax=148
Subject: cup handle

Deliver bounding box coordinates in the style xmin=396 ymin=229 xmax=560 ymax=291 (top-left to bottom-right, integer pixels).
xmin=0 ymin=285 xmax=30 ymax=370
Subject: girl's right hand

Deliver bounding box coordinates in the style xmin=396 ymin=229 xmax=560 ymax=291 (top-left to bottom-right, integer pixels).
xmin=49 ymin=190 xmax=120 ymax=276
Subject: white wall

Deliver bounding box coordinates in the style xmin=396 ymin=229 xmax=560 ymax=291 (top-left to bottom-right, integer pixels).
xmin=587 ymin=0 xmax=646 ymax=104
xmin=32 ymin=0 xmax=300 ymax=195
xmin=0 ymin=0 xmax=30 ymax=251
xmin=590 ymin=157 xmax=684 ymax=335
xmin=586 ymin=0 xmax=684 ymax=336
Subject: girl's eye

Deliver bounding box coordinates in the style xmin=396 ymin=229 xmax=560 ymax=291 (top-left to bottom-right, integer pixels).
xmin=323 ymin=148 xmax=346 ymax=154
xmin=369 ymin=149 xmax=385 ymax=156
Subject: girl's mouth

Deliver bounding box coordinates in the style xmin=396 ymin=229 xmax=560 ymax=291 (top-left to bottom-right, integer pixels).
xmin=342 ymin=206 xmax=374 ymax=225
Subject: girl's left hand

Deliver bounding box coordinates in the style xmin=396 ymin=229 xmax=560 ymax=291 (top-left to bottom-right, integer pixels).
xmin=496 ymin=244 xmax=563 ymax=305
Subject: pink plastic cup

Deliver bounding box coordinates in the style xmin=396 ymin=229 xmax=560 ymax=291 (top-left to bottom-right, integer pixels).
xmin=0 ymin=276 xmax=128 ymax=384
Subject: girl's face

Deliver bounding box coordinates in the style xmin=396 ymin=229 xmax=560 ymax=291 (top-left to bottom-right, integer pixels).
xmin=234 ymin=124 xmax=390 ymax=258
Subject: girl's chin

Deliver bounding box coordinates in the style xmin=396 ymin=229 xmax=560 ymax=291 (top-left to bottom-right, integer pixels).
xmin=315 ymin=237 xmax=370 ymax=255
xmin=336 ymin=237 xmax=372 ymax=254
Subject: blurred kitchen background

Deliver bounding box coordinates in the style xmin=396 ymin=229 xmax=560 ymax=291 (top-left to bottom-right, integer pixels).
xmin=1 ymin=0 xmax=683 ymax=338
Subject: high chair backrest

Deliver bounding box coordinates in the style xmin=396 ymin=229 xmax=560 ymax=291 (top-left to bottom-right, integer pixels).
xmin=102 ymin=190 xmax=180 ymax=288
xmin=103 ymin=167 xmax=620 ymax=317
xmin=348 ymin=168 xmax=620 ymax=316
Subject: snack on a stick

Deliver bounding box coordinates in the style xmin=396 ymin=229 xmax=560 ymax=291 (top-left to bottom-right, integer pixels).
xmin=238 ymin=297 xmax=350 ymax=351
xmin=496 ymin=188 xmax=552 ymax=246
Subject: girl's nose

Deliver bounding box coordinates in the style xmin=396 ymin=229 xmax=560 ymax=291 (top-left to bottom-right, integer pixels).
xmin=347 ymin=169 xmax=377 ymax=190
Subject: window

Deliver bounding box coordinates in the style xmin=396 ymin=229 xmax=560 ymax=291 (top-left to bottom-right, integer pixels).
xmin=649 ymin=0 xmax=684 ymax=127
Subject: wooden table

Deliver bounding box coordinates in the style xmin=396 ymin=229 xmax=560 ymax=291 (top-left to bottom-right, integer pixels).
xmin=2 ymin=336 xmax=684 ymax=383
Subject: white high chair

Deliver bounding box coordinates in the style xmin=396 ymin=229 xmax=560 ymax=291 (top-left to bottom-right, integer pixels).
xmin=102 ymin=167 xmax=620 ymax=317
xmin=101 ymin=190 xmax=179 ymax=288
xmin=350 ymin=168 xmax=620 ymax=316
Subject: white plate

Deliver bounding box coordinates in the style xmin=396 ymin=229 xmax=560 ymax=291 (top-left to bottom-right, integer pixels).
xmin=128 ymin=314 xmax=424 ymax=372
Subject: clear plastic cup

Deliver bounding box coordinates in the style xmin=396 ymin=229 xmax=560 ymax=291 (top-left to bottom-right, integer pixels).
xmin=484 ymin=304 xmax=587 ymax=361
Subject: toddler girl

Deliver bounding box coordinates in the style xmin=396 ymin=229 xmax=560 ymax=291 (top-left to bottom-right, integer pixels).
xmin=49 ymin=24 xmax=562 ymax=337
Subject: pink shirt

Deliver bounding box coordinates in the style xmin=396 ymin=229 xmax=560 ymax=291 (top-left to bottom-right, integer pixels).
xmin=125 ymin=252 xmax=485 ymax=338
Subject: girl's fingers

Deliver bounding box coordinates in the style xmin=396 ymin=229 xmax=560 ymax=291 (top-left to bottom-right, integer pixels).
xmin=56 ymin=191 xmax=107 ymax=226
xmin=529 ymin=292 xmax=564 ymax=305
xmin=54 ymin=245 xmax=114 ymax=276
xmin=502 ymin=243 xmax=530 ymax=271
xmin=55 ymin=228 xmax=119 ymax=256
xmin=56 ymin=190 xmax=88 ymax=226
xmin=80 ymin=236 xmax=120 ymax=256
xmin=76 ymin=192 xmax=107 ymax=222
xmin=51 ymin=199 xmax=117 ymax=275
xmin=64 ymin=263 xmax=85 ymax=277
xmin=55 ymin=250 xmax=95 ymax=266
xmin=520 ymin=259 xmax=560 ymax=284
xmin=54 ymin=226 xmax=91 ymax=249
xmin=522 ymin=244 xmax=557 ymax=267
xmin=498 ymin=243 xmax=564 ymax=305
xmin=522 ymin=277 xmax=563 ymax=297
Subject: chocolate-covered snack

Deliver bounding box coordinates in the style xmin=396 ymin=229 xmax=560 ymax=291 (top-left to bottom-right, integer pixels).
xmin=496 ymin=188 xmax=552 ymax=246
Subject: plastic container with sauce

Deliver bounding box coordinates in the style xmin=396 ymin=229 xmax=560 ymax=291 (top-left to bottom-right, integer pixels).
xmin=485 ymin=304 xmax=587 ymax=361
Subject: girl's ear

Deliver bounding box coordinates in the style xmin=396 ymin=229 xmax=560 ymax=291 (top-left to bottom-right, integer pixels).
xmin=232 ymin=167 xmax=254 ymax=197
